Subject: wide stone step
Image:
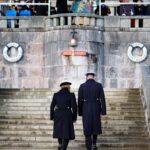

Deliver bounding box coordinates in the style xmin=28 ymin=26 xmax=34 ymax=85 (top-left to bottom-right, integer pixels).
xmin=0 ymin=109 xmax=144 ymax=118
xmin=0 ymin=96 xmax=50 ymax=99
xmin=0 ymin=98 xmax=143 ymax=105
xmin=0 ymin=103 xmax=49 ymax=107
xmin=0 ymin=104 xmax=144 ymax=115
xmin=0 ymin=129 xmax=148 ymax=137
xmin=0 ymin=113 xmax=145 ymax=121
xmin=0 ymin=124 xmax=147 ymax=133
xmin=0 ymin=119 xmax=146 ymax=128
xmin=0 ymin=99 xmax=50 ymax=103
xmin=0 ymin=148 xmax=149 ymax=150
xmin=1 ymin=107 xmax=142 ymax=113
xmin=0 ymin=89 xmax=141 ymax=95
xmin=0 ymin=94 xmax=140 ymax=99
xmin=105 ymin=93 xmax=140 ymax=96
xmin=0 ymin=98 xmax=142 ymax=104
xmin=0 ymin=88 xmax=139 ymax=93
xmin=0 ymin=118 xmax=145 ymax=126
xmin=0 ymin=107 xmax=143 ymax=113
xmin=0 ymin=92 xmax=51 ymax=96
xmin=0 ymin=103 xmax=144 ymax=110
xmin=105 ymin=96 xmax=141 ymax=100
xmin=82 ymin=143 xmax=150 ymax=149
xmin=0 ymin=121 xmax=146 ymax=127
xmin=0 ymin=141 xmax=149 ymax=149
xmin=0 ymin=141 xmax=149 ymax=148
xmin=71 ymin=89 xmax=141 ymax=94
xmin=0 ymin=106 xmax=145 ymax=115
xmin=0 ymin=90 xmax=141 ymax=99
xmin=0 ymin=100 xmax=142 ymax=105
xmin=0 ymin=135 xmax=149 ymax=142
xmin=106 ymin=98 xmax=142 ymax=103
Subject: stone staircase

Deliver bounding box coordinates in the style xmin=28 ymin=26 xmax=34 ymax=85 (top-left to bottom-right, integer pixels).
xmin=0 ymin=88 xmax=150 ymax=150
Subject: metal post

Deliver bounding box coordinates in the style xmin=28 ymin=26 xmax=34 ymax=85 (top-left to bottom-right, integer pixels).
xmin=99 ymin=0 xmax=101 ymax=16
xmin=0 ymin=5 xmax=1 ymax=16
xmin=48 ymin=0 xmax=51 ymax=16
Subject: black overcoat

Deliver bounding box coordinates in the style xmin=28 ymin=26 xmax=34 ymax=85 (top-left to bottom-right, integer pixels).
xmin=56 ymin=0 xmax=68 ymax=13
xmin=50 ymin=88 xmax=77 ymax=140
xmin=78 ymin=79 xmax=106 ymax=136
xmin=134 ymin=5 xmax=146 ymax=16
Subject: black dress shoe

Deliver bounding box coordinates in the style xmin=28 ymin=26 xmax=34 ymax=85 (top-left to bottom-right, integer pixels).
xmin=92 ymin=145 xmax=98 ymax=150
xmin=58 ymin=145 xmax=62 ymax=150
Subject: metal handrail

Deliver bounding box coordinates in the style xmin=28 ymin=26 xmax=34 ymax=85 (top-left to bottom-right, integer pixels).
xmin=1 ymin=1 xmax=150 ymax=16
xmin=1 ymin=2 xmax=150 ymax=17
xmin=0 ymin=1 xmax=51 ymax=15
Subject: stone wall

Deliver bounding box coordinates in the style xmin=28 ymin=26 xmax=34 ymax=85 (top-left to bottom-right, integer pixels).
xmin=0 ymin=16 xmax=150 ymax=89
xmin=0 ymin=32 xmax=47 ymax=88
xmin=0 ymin=29 xmax=103 ymax=88
xmin=141 ymin=62 xmax=150 ymax=127
xmin=0 ymin=15 xmax=150 ymax=134
xmin=103 ymin=32 xmax=150 ymax=88
xmin=44 ymin=29 xmax=103 ymax=89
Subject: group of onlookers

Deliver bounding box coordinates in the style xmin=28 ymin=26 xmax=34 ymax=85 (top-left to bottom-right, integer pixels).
xmin=0 ymin=0 xmax=32 ymax=16
xmin=95 ymin=0 xmax=150 ymax=16
xmin=117 ymin=0 xmax=150 ymax=16
xmin=0 ymin=0 xmax=56 ymax=16
xmin=0 ymin=0 xmax=150 ymax=16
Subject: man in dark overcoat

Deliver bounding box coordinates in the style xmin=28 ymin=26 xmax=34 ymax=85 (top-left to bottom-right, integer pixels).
xmin=34 ymin=0 xmax=48 ymax=16
xmin=50 ymin=82 xmax=77 ymax=150
xmin=78 ymin=73 xmax=106 ymax=150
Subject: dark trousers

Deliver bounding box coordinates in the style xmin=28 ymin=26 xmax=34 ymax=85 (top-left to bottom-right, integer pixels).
xmin=85 ymin=135 xmax=97 ymax=150
xmin=58 ymin=138 xmax=69 ymax=150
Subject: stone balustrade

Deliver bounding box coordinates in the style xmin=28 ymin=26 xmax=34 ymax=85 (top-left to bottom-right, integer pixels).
xmin=0 ymin=14 xmax=104 ymax=30
xmin=104 ymin=16 xmax=150 ymax=31
xmin=1 ymin=15 xmax=150 ymax=31
xmin=0 ymin=16 xmax=45 ymax=30
xmin=45 ymin=14 xmax=104 ymax=29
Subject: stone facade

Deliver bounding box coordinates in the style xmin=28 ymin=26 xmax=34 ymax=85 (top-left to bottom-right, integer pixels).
xmin=0 ymin=15 xmax=150 ymax=130
xmin=0 ymin=32 xmax=46 ymax=88
xmin=103 ymin=32 xmax=150 ymax=88
xmin=44 ymin=29 xmax=103 ymax=89
xmin=0 ymin=16 xmax=149 ymax=89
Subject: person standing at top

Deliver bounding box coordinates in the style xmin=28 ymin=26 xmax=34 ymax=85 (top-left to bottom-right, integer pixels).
xmin=34 ymin=0 xmax=48 ymax=16
xmin=56 ymin=0 xmax=68 ymax=14
xmin=117 ymin=0 xmax=135 ymax=16
xmin=95 ymin=0 xmax=111 ymax=16
xmin=134 ymin=0 xmax=146 ymax=15
xmin=133 ymin=0 xmax=146 ymax=27
xmin=78 ymin=73 xmax=106 ymax=150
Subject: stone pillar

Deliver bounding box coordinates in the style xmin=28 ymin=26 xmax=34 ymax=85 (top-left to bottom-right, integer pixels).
xmin=44 ymin=29 xmax=104 ymax=88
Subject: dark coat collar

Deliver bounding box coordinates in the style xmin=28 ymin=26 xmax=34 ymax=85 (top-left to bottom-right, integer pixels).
xmin=86 ymin=79 xmax=95 ymax=82
xmin=60 ymin=88 xmax=70 ymax=92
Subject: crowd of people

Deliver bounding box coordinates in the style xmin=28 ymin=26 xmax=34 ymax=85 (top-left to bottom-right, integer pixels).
xmin=0 ymin=0 xmax=150 ymax=16
xmin=117 ymin=0 xmax=150 ymax=16
xmin=95 ymin=0 xmax=150 ymax=16
xmin=0 ymin=0 xmax=56 ymax=16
